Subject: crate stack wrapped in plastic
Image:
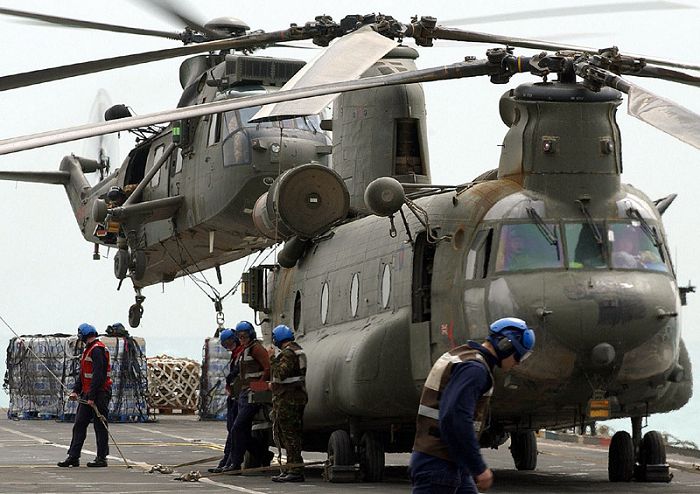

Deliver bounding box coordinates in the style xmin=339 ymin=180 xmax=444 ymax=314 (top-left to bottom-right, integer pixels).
xmin=4 ymin=332 xmax=152 ymax=422
xmin=4 ymin=335 xmax=73 ymax=419
xmin=198 ymin=336 xmax=231 ymax=420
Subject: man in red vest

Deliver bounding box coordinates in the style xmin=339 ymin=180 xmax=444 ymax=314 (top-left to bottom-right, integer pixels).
xmin=58 ymin=323 xmax=113 ymax=468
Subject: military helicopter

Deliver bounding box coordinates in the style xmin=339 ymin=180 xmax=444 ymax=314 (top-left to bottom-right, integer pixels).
xmin=0 ymin=0 xmax=699 ymax=485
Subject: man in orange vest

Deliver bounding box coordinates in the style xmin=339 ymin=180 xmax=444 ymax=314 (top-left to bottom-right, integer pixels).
xmin=58 ymin=323 xmax=113 ymax=468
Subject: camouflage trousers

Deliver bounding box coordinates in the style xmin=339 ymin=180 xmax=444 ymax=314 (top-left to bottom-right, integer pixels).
xmin=272 ymin=402 xmax=305 ymax=474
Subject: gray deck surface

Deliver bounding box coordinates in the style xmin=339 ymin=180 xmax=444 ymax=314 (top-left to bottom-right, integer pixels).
xmin=1 ymin=413 xmax=699 ymax=493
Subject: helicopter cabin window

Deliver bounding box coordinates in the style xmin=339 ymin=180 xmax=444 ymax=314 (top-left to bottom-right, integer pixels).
xmin=609 ymin=222 xmax=668 ymax=272
xmin=174 ymin=149 xmax=183 ymax=174
xmin=320 ymin=281 xmax=330 ymax=325
xmin=207 ymin=113 xmax=222 ymax=147
xmin=495 ymin=223 xmax=563 ymax=272
xmin=381 ymin=264 xmax=392 ymax=309
xmin=350 ymin=273 xmax=360 ymax=318
xmin=564 ymin=223 xmax=606 ymax=269
xmin=465 ymin=229 xmax=493 ymax=280
xmin=151 ymin=144 xmax=164 ymax=188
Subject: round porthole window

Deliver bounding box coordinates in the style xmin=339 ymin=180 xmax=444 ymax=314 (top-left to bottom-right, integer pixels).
xmin=381 ymin=264 xmax=391 ymax=309
xmin=350 ymin=273 xmax=360 ymax=317
xmin=321 ymin=281 xmax=330 ymax=324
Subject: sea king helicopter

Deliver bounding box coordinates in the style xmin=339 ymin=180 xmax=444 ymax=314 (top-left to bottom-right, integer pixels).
xmin=0 ymin=1 xmax=699 ymax=485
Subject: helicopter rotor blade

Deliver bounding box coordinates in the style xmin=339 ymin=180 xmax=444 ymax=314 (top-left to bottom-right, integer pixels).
xmin=0 ymin=58 xmax=506 ymax=155
xmin=138 ymin=0 xmax=227 ymax=40
xmin=577 ymin=63 xmax=700 ymax=149
xmin=622 ymin=65 xmax=700 ymax=87
xmin=0 ymin=7 xmax=182 ymax=40
xmin=0 ymin=27 xmax=322 ymax=92
xmin=440 ymin=1 xmax=692 ymax=26
xmin=252 ymin=26 xmax=398 ymax=121
xmin=419 ymin=24 xmax=700 ymax=72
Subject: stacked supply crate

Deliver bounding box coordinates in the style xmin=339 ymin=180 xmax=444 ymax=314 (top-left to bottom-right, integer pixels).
xmin=198 ymin=336 xmax=230 ymax=420
xmin=4 ymin=335 xmax=73 ymax=419
xmin=4 ymin=333 xmax=152 ymax=422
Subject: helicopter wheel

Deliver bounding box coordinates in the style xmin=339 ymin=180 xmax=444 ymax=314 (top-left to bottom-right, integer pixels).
xmin=358 ymin=432 xmax=385 ymax=482
xmin=128 ymin=303 xmax=143 ymax=328
xmin=328 ymin=429 xmax=353 ymax=466
xmin=635 ymin=430 xmax=671 ymax=482
xmin=510 ymin=430 xmax=537 ymax=470
xmin=608 ymin=431 xmax=634 ymax=482
xmin=131 ymin=250 xmax=147 ymax=281
xmin=114 ymin=249 xmax=129 ymax=279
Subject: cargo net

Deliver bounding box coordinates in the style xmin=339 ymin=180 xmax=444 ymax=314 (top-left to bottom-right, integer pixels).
xmin=147 ymin=355 xmax=200 ymax=413
xmin=3 ymin=335 xmax=72 ymax=419
xmin=4 ymin=334 xmax=153 ymax=422
xmin=198 ymin=337 xmax=231 ymax=420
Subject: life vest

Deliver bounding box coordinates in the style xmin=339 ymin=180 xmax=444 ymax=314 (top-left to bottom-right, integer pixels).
xmin=412 ymin=345 xmax=494 ymax=462
xmin=239 ymin=340 xmax=266 ymax=388
xmin=80 ymin=340 xmax=113 ymax=393
xmin=271 ymin=342 xmax=307 ymax=391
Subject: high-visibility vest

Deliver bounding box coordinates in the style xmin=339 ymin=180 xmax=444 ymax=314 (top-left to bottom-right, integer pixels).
xmin=80 ymin=340 xmax=113 ymax=393
xmin=413 ymin=346 xmax=493 ymax=462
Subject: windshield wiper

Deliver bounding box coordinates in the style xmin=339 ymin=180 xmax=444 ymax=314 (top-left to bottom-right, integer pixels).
xmin=526 ymin=207 xmax=558 ymax=247
xmin=626 ymin=208 xmax=662 ymax=248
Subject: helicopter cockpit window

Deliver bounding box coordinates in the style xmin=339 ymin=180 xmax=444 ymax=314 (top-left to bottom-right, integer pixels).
xmin=609 ymin=222 xmax=668 ymax=272
xmin=465 ymin=229 xmax=493 ymax=280
xmin=495 ymin=223 xmax=564 ymax=272
xmin=207 ymin=113 xmax=222 ymax=147
xmin=151 ymin=144 xmax=164 ymax=188
xmin=565 ymin=223 xmax=606 ymax=269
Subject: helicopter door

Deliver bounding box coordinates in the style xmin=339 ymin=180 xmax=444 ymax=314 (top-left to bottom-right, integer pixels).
xmin=410 ymin=232 xmax=436 ymax=383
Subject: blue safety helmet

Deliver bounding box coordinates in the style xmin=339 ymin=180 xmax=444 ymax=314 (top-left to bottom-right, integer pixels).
xmin=234 ymin=320 xmax=256 ymax=339
xmin=219 ymin=328 xmax=238 ymax=347
xmin=272 ymin=324 xmax=294 ymax=348
xmin=78 ymin=323 xmax=98 ymax=343
xmin=487 ymin=317 xmax=535 ymax=364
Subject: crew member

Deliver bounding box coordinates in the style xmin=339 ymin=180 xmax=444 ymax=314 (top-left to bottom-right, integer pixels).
xmin=222 ymin=320 xmax=271 ymax=473
xmin=208 ymin=328 xmax=245 ymax=473
xmin=410 ymin=317 xmax=536 ymax=493
xmin=58 ymin=323 xmax=113 ymax=468
xmin=269 ymin=325 xmax=308 ymax=483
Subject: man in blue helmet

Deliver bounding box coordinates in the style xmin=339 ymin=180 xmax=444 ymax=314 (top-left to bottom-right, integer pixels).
xmin=208 ymin=328 xmax=244 ymax=473
xmin=269 ymin=324 xmax=307 ymax=483
xmin=410 ymin=317 xmax=535 ymax=493
xmin=222 ymin=320 xmax=270 ymax=473
xmin=58 ymin=323 xmax=113 ymax=468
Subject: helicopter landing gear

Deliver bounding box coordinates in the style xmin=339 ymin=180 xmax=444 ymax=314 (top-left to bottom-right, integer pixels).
xmin=114 ymin=249 xmax=129 ymax=279
xmin=358 ymin=432 xmax=385 ymax=482
xmin=510 ymin=430 xmax=538 ymax=471
xmin=128 ymin=290 xmax=145 ymax=328
xmin=608 ymin=417 xmax=672 ymax=483
xmin=324 ymin=429 xmax=355 ymax=482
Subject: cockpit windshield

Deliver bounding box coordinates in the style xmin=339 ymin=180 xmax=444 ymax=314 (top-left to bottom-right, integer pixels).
xmin=495 ymin=223 xmax=564 ymax=272
xmin=609 ymin=222 xmax=668 ymax=272
xmin=225 ymin=107 xmax=322 ymax=133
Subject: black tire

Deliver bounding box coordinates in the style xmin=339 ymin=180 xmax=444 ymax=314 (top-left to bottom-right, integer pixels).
xmin=641 ymin=430 xmax=666 ymax=466
xmin=358 ymin=432 xmax=385 ymax=482
xmin=608 ymin=431 xmax=635 ymax=482
xmin=131 ymin=250 xmax=147 ymax=281
xmin=128 ymin=303 xmax=143 ymax=328
xmin=510 ymin=431 xmax=537 ymax=470
xmin=114 ymin=249 xmax=129 ymax=279
xmin=328 ymin=429 xmax=354 ymax=466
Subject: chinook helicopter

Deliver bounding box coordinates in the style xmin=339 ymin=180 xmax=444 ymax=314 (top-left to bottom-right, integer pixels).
xmin=0 ymin=0 xmax=699 ymax=486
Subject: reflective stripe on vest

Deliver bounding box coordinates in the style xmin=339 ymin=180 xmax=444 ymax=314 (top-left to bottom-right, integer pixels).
xmin=413 ymin=345 xmax=494 ymax=462
xmin=240 ymin=341 xmax=265 ymax=387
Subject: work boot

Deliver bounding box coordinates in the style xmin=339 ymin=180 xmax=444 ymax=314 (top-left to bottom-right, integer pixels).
xmin=207 ymin=466 xmax=223 ymax=474
xmin=280 ymin=472 xmax=305 ymax=482
xmin=271 ymin=472 xmax=287 ymax=482
xmin=87 ymin=457 xmax=108 ymax=467
xmin=221 ymin=464 xmax=241 ymax=474
xmin=57 ymin=457 xmax=80 ymax=468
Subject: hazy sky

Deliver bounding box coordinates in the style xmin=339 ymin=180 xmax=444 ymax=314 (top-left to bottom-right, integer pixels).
xmin=1 ymin=0 xmax=699 ymax=420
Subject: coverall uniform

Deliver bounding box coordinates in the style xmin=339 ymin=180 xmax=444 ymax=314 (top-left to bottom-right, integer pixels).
xmin=67 ymin=339 xmax=113 ymax=460
xmin=410 ymin=341 xmax=497 ymax=494
xmin=270 ymin=341 xmax=308 ymax=479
